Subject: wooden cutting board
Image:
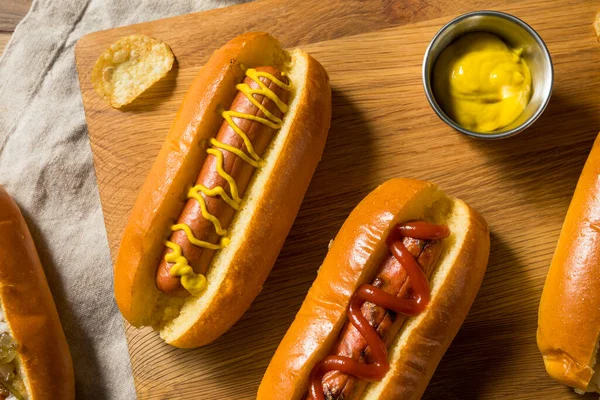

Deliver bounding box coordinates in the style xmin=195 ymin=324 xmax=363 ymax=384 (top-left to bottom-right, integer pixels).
xmin=75 ymin=0 xmax=600 ymax=398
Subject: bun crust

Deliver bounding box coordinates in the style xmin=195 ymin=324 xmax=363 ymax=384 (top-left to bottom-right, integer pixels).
xmin=114 ymin=32 xmax=332 ymax=347
xmin=538 ymin=134 xmax=600 ymax=393
xmin=258 ymin=178 xmax=490 ymax=399
xmin=0 ymin=185 xmax=75 ymax=400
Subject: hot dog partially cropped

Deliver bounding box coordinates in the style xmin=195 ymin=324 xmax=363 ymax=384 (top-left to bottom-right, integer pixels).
xmin=537 ymin=133 xmax=600 ymax=394
xmin=0 ymin=185 xmax=75 ymax=400
xmin=258 ymin=178 xmax=490 ymax=400
xmin=114 ymin=32 xmax=331 ymax=348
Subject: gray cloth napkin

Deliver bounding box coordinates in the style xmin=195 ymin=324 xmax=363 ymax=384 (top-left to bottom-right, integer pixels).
xmin=0 ymin=0 xmax=243 ymax=398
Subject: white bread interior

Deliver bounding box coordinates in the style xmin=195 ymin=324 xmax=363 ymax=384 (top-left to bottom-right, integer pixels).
xmin=362 ymin=193 xmax=470 ymax=399
xmin=159 ymin=49 xmax=307 ymax=341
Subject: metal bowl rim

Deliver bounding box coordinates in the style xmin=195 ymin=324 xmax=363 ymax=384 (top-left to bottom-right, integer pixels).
xmin=422 ymin=10 xmax=554 ymax=139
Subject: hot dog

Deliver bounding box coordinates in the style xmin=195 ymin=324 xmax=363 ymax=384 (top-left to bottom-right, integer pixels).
xmin=156 ymin=66 xmax=290 ymax=295
xmin=258 ymin=178 xmax=490 ymax=400
xmin=537 ymin=133 xmax=600 ymax=394
xmin=316 ymin=236 xmax=444 ymax=399
xmin=0 ymin=185 xmax=75 ymax=400
xmin=114 ymin=32 xmax=331 ymax=348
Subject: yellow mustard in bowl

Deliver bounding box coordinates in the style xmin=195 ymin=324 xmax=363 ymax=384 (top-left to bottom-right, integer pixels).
xmin=433 ymin=32 xmax=532 ymax=133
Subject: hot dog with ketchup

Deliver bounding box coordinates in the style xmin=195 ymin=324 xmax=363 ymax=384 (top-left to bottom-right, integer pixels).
xmin=258 ymin=178 xmax=490 ymax=399
xmin=114 ymin=32 xmax=331 ymax=347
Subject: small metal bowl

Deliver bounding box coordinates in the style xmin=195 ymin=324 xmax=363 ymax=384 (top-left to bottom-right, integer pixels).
xmin=422 ymin=11 xmax=553 ymax=139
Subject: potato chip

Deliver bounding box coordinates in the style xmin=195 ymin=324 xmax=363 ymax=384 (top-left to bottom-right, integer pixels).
xmin=91 ymin=34 xmax=174 ymax=108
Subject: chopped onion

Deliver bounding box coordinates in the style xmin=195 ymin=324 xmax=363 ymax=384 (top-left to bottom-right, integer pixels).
xmin=0 ymin=363 xmax=13 ymax=379
xmin=0 ymin=334 xmax=17 ymax=364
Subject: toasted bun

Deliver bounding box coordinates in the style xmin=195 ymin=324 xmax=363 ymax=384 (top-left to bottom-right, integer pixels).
xmin=0 ymin=185 xmax=75 ymax=400
xmin=114 ymin=32 xmax=331 ymax=347
xmin=257 ymin=178 xmax=490 ymax=400
xmin=537 ymin=134 xmax=600 ymax=393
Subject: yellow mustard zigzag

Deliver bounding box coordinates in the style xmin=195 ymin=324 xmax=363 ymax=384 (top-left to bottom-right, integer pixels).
xmin=164 ymin=241 xmax=206 ymax=296
xmin=164 ymin=68 xmax=291 ymax=295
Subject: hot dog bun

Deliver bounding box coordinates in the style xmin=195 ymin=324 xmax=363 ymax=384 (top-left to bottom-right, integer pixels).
xmin=258 ymin=178 xmax=490 ymax=399
xmin=114 ymin=32 xmax=331 ymax=348
xmin=0 ymin=185 xmax=75 ymax=400
xmin=537 ymin=134 xmax=600 ymax=394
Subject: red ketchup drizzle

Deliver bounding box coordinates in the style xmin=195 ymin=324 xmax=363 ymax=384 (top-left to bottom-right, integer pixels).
xmin=308 ymin=221 xmax=450 ymax=400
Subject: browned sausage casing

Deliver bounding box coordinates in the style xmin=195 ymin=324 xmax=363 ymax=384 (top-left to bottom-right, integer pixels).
xmin=309 ymin=235 xmax=443 ymax=400
xmin=156 ymin=66 xmax=290 ymax=294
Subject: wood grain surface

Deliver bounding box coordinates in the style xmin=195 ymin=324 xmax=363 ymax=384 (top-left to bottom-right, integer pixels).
xmin=75 ymin=0 xmax=600 ymax=398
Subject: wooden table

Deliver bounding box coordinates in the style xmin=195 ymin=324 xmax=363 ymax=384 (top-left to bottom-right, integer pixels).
xmin=74 ymin=0 xmax=600 ymax=398
xmin=5 ymin=0 xmax=600 ymax=398
xmin=0 ymin=0 xmax=30 ymax=55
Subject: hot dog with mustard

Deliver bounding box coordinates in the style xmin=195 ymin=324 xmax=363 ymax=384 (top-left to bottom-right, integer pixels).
xmin=155 ymin=66 xmax=292 ymax=295
xmin=114 ymin=32 xmax=331 ymax=348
